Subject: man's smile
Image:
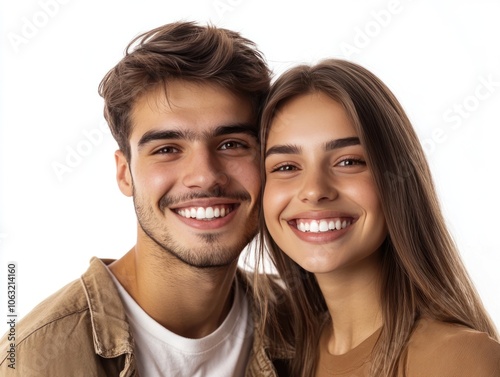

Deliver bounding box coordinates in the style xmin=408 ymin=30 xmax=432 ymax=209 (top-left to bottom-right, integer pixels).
xmin=175 ymin=204 xmax=237 ymax=220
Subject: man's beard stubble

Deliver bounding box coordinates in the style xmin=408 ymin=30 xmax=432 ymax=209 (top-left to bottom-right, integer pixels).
xmin=132 ymin=189 xmax=259 ymax=269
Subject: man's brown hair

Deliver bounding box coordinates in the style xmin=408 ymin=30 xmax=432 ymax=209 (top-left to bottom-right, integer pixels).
xmin=98 ymin=21 xmax=271 ymax=160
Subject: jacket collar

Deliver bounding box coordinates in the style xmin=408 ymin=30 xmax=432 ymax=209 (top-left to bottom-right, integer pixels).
xmin=80 ymin=257 xmax=134 ymax=358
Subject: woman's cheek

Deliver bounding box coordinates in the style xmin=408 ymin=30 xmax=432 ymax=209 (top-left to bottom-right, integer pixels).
xmin=264 ymin=181 xmax=289 ymax=229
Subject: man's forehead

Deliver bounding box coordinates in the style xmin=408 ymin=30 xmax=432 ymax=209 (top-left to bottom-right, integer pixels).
xmin=134 ymin=79 xmax=252 ymax=111
xmin=129 ymin=82 xmax=256 ymax=145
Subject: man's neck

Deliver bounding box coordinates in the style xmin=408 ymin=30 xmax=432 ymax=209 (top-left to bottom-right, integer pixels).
xmin=109 ymin=246 xmax=238 ymax=339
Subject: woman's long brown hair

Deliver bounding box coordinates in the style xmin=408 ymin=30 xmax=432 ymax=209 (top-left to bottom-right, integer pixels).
xmin=253 ymin=59 xmax=498 ymax=376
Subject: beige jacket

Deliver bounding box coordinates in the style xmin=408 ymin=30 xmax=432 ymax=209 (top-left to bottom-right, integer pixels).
xmin=0 ymin=258 xmax=291 ymax=376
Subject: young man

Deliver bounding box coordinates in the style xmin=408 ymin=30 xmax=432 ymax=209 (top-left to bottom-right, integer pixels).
xmin=0 ymin=21 xmax=286 ymax=376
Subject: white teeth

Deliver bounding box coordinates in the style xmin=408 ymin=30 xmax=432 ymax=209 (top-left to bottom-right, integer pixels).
xmin=319 ymin=220 xmax=329 ymax=232
xmin=296 ymin=218 xmax=352 ymax=233
xmin=205 ymin=207 xmax=214 ymax=219
xmin=196 ymin=207 xmax=205 ymax=220
xmin=310 ymin=221 xmax=319 ymax=233
xmin=176 ymin=206 xmax=231 ymax=220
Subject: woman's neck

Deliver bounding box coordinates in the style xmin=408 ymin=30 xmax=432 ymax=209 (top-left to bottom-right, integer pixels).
xmin=315 ymin=251 xmax=384 ymax=355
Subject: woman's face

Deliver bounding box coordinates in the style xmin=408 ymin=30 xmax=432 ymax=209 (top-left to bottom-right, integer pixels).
xmin=263 ymin=92 xmax=387 ymax=274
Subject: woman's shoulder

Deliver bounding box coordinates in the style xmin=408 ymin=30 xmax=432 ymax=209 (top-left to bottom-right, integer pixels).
xmin=402 ymin=317 xmax=500 ymax=376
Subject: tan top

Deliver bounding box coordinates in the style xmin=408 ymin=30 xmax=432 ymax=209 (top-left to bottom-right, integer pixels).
xmin=316 ymin=318 xmax=500 ymax=377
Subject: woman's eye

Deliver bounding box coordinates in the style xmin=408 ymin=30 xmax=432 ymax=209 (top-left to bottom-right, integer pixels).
xmin=271 ymin=164 xmax=297 ymax=173
xmin=337 ymin=158 xmax=365 ymax=167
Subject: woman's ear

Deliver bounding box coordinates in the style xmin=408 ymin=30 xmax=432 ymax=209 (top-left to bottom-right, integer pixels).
xmin=115 ymin=150 xmax=133 ymax=197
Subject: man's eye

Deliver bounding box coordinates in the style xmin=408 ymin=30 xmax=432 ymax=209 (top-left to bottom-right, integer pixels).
xmin=155 ymin=146 xmax=180 ymax=154
xmin=220 ymin=141 xmax=247 ymax=150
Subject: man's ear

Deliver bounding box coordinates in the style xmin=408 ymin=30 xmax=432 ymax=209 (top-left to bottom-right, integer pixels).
xmin=115 ymin=150 xmax=133 ymax=197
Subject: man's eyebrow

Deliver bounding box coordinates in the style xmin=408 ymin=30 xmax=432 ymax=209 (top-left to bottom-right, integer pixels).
xmin=137 ymin=123 xmax=256 ymax=150
xmin=138 ymin=129 xmax=195 ymax=149
xmin=211 ymin=124 xmax=257 ymax=138
xmin=324 ymin=137 xmax=360 ymax=151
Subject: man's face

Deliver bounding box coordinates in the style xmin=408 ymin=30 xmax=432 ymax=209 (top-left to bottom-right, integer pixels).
xmin=115 ymin=80 xmax=260 ymax=268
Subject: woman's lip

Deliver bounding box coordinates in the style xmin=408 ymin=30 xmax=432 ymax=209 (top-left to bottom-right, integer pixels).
xmin=284 ymin=210 xmax=357 ymax=221
xmin=290 ymin=218 xmax=356 ymax=232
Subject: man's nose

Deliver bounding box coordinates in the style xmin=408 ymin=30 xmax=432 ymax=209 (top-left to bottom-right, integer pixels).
xmin=181 ymin=147 xmax=229 ymax=190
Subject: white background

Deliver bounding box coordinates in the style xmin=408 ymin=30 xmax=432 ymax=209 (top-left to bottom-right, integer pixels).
xmin=1 ymin=0 xmax=499 ymax=336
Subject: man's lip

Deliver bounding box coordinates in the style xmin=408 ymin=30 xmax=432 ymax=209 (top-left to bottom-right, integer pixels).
xmin=170 ymin=199 xmax=241 ymax=210
xmin=173 ymin=203 xmax=240 ymax=229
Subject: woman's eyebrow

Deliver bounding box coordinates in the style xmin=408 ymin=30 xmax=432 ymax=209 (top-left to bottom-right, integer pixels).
xmin=265 ymin=144 xmax=302 ymax=158
xmin=324 ymin=137 xmax=360 ymax=151
xmin=265 ymin=137 xmax=360 ymax=158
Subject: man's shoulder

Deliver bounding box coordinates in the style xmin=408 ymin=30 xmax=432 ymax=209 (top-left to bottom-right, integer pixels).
xmin=5 ymin=257 xmax=122 ymax=346
xmin=0 ymin=277 xmax=94 ymax=374
xmin=0 ymin=258 xmax=129 ymax=375
xmin=4 ymin=258 xmax=110 ymax=346
xmin=21 ymin=277 xmax=89 ymax=333
xmin=404 ymin=317 xmax=500 ymax=376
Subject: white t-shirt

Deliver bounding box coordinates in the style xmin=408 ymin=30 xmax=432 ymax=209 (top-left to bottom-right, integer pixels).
xmin=110 ymin=271 xmax=253 ymax=377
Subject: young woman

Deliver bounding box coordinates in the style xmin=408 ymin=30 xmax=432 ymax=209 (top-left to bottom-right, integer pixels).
xmin=255 ymin=59 xmax=500 ymax=376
